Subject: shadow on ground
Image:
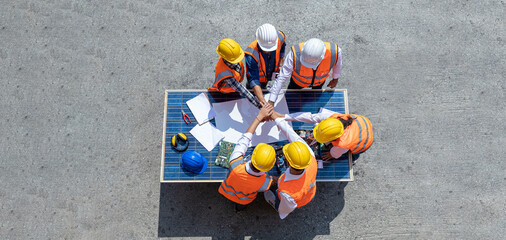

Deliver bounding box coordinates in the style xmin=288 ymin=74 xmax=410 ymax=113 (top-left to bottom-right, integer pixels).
xmin=158 ymin=182 xmax=347 ymax=239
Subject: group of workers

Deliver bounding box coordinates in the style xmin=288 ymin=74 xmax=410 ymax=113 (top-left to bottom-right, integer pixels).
xmin=212 ymin=24 xmax=373 ymax=219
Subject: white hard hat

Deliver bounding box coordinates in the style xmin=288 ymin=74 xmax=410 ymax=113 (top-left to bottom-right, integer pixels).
xmin=256 ymin=23 xmax=278 ymax=52
xmin=300 ymin=38 xmax=326 ymax=69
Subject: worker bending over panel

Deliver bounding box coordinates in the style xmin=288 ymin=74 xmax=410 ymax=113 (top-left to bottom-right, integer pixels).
xmin=245 ymin=23 xmax=286 ymax=105
xmin=284 ymin=110 xmax=374 ymax=159
xmin=268 ymin=38 xmax=342 ymax=104
xmin=218 ymin=105 xmax=277 ymax=212
xmin=209 ymin=38 xmax=263 ymax=109
xmin=263 ymin=111 xmax=318 ymax=219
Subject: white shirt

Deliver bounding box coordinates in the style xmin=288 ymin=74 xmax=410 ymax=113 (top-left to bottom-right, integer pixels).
xmin=229 ymin=132 xmax=253 ymax=161
xmin=268 ymin=47 xmax=342 ymax=103
xmin=230 ymin=132 xmax=265 ymax=176
xmin=284 ymin=111 xmax=349 ymax=158
xmin=269 ymin=118 xmax=315 ymax=219
xmin=244 ymin=160 xmax=264 ymax=176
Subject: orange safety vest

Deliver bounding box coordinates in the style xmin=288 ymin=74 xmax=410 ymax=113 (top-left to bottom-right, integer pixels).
xmin=277 ymin=156 xmax=317 ymax=208
xmin=218 ymin=156 xmax=272 ymax=205
xmin=244 ymin=30 xmax=285 ymax=83
xmin=208 ymin=57 xmax=246 ymax=93
xmin=291 ymin=42 xmax=339 ymax=88
xmin=329 ymin=113 xmax=374 ymax=154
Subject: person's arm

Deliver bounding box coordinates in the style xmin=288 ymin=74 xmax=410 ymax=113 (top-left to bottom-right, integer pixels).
xmin=268 ymin=50 xmax=294 ymax=104
xmin=229 ymin=105 xmax=274 ymax=160
xmin=252 ymin=85 xmax=267 ymax=106
xmin=327 ymin=47 xmax=342 ymax=88
xmin=277 ymin=192 xmax=298 ymax=219
xmin=284 ymin=111 xmax=336 ymax=123
xmin=224 ymin=78 xmax=263 ymax=109
xmin=263 ymin=189 xmax=297 ymax=219
xmin=245 ymin=55 xmax=262 ymax=89
xmin=246 ymin=53 xmax=267 ymax=106
xmin=229 ymin=132 xmax=253 ymax=161
xmin=322 ymin=146 xmax=349 ymax=160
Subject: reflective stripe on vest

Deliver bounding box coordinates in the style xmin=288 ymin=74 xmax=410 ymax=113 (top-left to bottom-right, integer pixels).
xmin=229 ymin=156 xmax=245 ymax=170
xmin=291 ymin=42 xmax=338 ymax=88
xmin=220 ymin=179 xmax=257 ymax=200
xmin=209 ymin=58 xmax=245 ymax=93
xmin=349 ymin=115 xmax=368 ymax=153
xmin=219 ymin=156 xmax=272 ymax=204
xmin=329 ymin=114 xmax=374 ymax=154
xmin=257 ymin=177 xmax=271 ymax=192
xmin=216 ymin=70 xmax=234 ymax=82
xmin=277 ymin=157 xmax=317 ymax=208
xmin=245 ymin=31 xmax=285 ymax=83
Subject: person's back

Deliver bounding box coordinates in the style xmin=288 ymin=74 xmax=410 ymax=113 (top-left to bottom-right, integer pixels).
xmin=267 ymin=38 xmax=343 ymax=104
xmin=209 ymin=38 xmax=263 ymax=109
xmin=219 ymin=154 xmax=272 ymax=205
xmin=325 ymin=113 xmax=374 ymax=154
xmin=264 ymin=112 xmax=319 ymax=219
xmin=277 ymin=155 xmax=317 ymax=209
xmin=218 ymin=105 xmax=276 ymax=211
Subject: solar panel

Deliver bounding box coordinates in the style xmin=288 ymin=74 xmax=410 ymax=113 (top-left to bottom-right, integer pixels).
xmin=160 ymin=89 xmax=353 ymax=182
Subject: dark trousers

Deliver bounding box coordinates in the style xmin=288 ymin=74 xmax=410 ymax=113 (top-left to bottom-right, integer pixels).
xmin=287 ymin=77 xmax=324 ymax=89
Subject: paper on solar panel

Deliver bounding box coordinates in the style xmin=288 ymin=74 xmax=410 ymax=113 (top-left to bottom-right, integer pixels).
xmin=189 ymin=121 xmax=224 ymax=151
xmin=186 ymin=93 xmax=216 ymax=125
xmin=212 ymin=93 xmax=291 ymax=147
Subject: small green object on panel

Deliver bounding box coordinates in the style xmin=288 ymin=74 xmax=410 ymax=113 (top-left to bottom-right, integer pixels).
xmin=215 ymin=140 xmax=236 ymax=168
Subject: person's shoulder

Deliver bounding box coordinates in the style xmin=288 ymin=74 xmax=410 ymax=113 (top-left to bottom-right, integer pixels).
xmin=277 ymin=30 xmax=285 ymax=38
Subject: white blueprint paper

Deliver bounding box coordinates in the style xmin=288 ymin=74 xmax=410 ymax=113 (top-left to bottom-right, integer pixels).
xmin=212 ymin=93 xmax=291 ymax=147
xmin=186 ymin=93 xmax=216 ymax=125
xmin=190 ymin=122 xmax=224 ymax=151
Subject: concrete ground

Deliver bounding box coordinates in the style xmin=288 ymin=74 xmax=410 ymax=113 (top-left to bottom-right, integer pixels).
xmin=1 ymin=0 xmax=504 ymax=239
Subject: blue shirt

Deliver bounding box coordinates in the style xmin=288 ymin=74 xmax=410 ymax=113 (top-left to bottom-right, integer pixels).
xmin=246 ymin=43 xmax=286 ymax=89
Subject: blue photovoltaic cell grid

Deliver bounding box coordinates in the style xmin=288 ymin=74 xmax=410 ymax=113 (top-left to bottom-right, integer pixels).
xmin=162 ymin=90 xmax=351 ymax=182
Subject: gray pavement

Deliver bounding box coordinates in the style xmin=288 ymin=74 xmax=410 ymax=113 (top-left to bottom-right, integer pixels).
xmin=1 ymin=0 xmax=505 ymax=239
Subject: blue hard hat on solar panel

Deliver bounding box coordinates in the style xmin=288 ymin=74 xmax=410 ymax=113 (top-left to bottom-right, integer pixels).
xmin=180 ymin=151 xmax=207 ymax=174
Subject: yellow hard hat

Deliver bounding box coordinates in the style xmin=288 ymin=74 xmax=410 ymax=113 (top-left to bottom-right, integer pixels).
xmin=282 ymin=141 xmax=311 ymax=170
xmin=251 ymin=143 xmax=276 ymax=172
xmin=216 ymin=38 xmax=245 ymax=64
xmin=313 ymin=118 xmax=344 ymax=143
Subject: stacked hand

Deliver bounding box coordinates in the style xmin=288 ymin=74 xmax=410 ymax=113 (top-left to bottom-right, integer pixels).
xmin=256 ymin=104 xmax=274 ymax=122
xmin=322 ymin=152 xmax=334 ymax=161
xmin=257 ymin=104 xmax=286 ymax=122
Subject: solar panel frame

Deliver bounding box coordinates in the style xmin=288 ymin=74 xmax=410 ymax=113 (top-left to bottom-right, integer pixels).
xmin=160 ymin=89 xmax=353 ymax=183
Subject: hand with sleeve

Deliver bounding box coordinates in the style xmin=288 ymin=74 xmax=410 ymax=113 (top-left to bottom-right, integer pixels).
xmin=257 ymin=104 xmax=274 ymax=122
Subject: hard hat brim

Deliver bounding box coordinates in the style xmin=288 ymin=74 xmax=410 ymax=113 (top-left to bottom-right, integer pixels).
xmin=258 ymin=40 xmax=278 ymax=52
xmin=300 ymin=55 xmax=320 ymax=69
xmin=197 ymin=159 xmax=207 ymax=174
xmin=282 ymin=144 xmax=291 ymax=167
